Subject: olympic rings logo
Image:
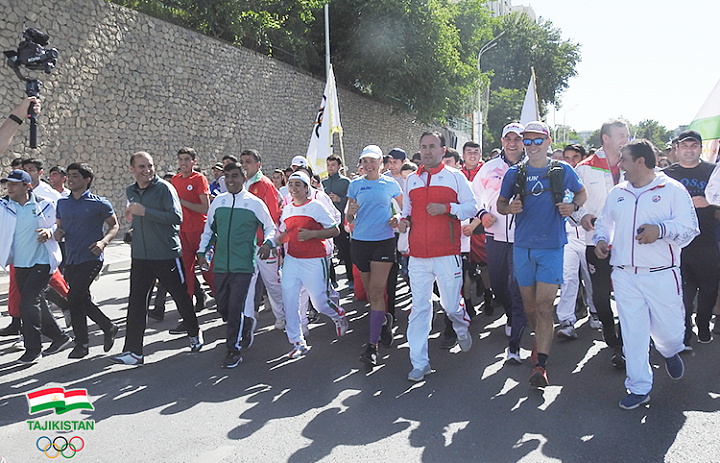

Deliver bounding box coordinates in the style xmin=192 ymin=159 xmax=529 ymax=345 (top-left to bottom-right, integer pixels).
xmin=36 ymin=436 xmax=84 ymax=459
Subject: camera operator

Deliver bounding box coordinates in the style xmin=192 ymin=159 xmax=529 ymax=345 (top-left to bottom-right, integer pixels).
xmin=0 ymin=96 xmax=40 ymax=155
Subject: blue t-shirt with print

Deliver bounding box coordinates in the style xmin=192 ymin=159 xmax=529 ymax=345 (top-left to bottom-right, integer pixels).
xmin=347 ymin=175 xmax=403 ymax=241
xmin=499 ymin=160 xmax=583 ymax=249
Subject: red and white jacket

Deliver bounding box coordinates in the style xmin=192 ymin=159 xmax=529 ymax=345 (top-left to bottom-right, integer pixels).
xmin=575 ymin=149 xmax=625 ymax=245
xmin=593 ymin=174 xmax=699 ymax=269
xmin=401 ymin=164 xmax=477 ymax=258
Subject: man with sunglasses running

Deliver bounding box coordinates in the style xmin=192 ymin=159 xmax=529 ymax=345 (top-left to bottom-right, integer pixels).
xmin=497 ymin=121 xmax=587 ymax=387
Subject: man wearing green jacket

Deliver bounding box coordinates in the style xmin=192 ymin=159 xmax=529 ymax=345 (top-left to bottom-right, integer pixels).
xmin=198 ymin=162 xmax=277 ymax=369
xmin=111 ymin=151 xmax=203 ymax=365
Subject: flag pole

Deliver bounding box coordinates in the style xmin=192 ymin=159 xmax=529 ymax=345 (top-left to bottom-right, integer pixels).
xmin=324 ymin=2 xmax=345 ymax=165
xmin=324 ymin=3 xmax=330 ymax=79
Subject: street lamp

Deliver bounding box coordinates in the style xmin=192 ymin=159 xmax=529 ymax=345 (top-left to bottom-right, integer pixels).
xmin=475 ymin=30 xmax=505 ymax=145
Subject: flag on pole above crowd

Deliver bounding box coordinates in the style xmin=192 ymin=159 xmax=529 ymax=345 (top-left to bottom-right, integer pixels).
xmin=306 ymin=65 xmax=343 ymax=177
xmin=519 ymin=67 xmax=540 ymax=126
xmin=687 ymin=77 xmax=720 ymax=162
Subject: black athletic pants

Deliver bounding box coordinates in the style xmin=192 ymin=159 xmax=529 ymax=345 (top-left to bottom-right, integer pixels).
xmin=586 ymin=246 xmax=622 ymax=347
xmin=124 ymin=258 xmax=199 ymax=356
xmin=681 ymin=243 xmax=720 ymax=342
xmin=66 ymin=260 xmax=114 ymax=346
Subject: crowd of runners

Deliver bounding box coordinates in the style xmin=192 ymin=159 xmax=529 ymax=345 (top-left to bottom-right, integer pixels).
xmin=2 ymin=95 xmax=719 ymax=409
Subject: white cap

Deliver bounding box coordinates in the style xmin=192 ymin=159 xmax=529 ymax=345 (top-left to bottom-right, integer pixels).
xmin=288 ymin=171 xmax=311 ymax=187
xmin=359 ymin=145 xmax=383 ymax=160
xmin=291 ymin=156 xmax=309 ymax=167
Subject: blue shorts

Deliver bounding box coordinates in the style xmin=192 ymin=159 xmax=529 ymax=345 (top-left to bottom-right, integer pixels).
xmin=513 ymin=246 xmax=564 ymax=287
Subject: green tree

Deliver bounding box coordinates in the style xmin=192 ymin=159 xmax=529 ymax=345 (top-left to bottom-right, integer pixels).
xmin=586 ymin=129 xmax=602 ymax=149
xmin=481 ymin=12 xmax=580 ymax=151
xmin=328 ymin=0 xmax=494 ymax=122
xmin=634 ymin=119 xmax=673 ymax=150
xmin=110 ymin=0 xmax=324 ymax=68
xmin=483 ymin=87 xmax=523 ymax=152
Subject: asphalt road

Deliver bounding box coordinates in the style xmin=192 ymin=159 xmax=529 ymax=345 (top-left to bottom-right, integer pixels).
xmin=1 ymin=262 xmax=720 ymax=463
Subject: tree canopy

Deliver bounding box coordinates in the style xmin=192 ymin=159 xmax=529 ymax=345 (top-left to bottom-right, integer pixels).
xmin=481 ymin=12 xmax=581 ymax=152
xmin=109 ymin=1 xmax=579 ymax=132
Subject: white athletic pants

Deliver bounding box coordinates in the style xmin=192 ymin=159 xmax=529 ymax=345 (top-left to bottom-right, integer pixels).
xmin=407 ymin=255 xmax=470 ymax=369
xmin=612 ymin=267 xmax=685 ymax=395
xmin=556 ymin=237 xmax=596 ymax=324
xmin=282 ymin=255 xmax=344 ymax=345
xmin=244 ymin=251 xmax=284 ymax=321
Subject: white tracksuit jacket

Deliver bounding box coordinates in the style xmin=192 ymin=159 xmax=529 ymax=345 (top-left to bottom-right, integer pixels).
xmin=592 ymin=174 xmax=699 ymax=268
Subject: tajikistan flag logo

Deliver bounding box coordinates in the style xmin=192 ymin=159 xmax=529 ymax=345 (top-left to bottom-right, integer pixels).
xmin=26 ymin=387 xmax=94 ymax=415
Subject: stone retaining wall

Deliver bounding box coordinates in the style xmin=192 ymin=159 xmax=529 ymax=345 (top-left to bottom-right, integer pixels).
xmin=0 ymin=0 xmax=427 ymax=217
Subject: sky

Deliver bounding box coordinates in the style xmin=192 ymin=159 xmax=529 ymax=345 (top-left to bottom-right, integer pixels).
xmin=523 ymin=0 xmax=720 ymax=134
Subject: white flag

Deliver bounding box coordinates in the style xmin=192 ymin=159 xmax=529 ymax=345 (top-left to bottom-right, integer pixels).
xmin=306 ymin=65 xmax=343 ymax=177
xmin=688 ymin=77 xmax=720 ymax=162
xmin=519 ymin=68 xmax=539 ymax=125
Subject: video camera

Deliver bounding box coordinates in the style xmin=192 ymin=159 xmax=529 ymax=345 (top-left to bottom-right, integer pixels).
xmin=3 ymin=28 xmax=59 ymax=148
xmin=4 ymin=28 xmax=58 ymax=74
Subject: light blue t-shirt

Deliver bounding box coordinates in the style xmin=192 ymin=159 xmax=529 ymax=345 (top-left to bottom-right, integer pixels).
xmin=499 ymin=160 xmax=583 ymax=249
xmin=11 ymin=197 xmax=49 ymax=268
xmin=347 ymin=175 xmax=403 ymax=241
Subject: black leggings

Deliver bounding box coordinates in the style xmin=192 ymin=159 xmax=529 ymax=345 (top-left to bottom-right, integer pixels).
xmin=586 ymin=246 xmax=622 ymax=347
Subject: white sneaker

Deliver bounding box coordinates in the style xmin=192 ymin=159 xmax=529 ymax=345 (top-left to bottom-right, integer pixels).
xmin=109 ymin=351 xmax=144 ymax=365
xmin=11 ymin=335 xmax=25 ymax=351
xmin=334 ymin=316 xmax=349 ymax=337
xmin=505 ymin=347 xmax=521 ymax=364
xmin=288 ymin=342 xmax=310 ymax=359
xmin=589 ymin=313 xmax=602 ymax=330
xmin=557 ymin=322 xmax=578 ymax=340
xmin=274 ymin=318 xmax=286 ymax=330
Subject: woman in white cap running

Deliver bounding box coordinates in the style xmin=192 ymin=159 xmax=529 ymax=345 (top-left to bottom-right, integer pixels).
xmin=347 ymin=145 xmax=403 ymax=366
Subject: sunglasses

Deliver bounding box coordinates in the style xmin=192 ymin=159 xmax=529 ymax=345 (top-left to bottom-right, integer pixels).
xmin=522 ymin=138 xmax=547 ymax=146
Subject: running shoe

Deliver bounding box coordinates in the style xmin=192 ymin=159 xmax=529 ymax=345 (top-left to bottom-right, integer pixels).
xmin=698 ymin=330 xmax=713 ymax=344
xmin=589 ymin=313 xmax=602 ymax=330
xmin=274 ymin=318 xmax=287 ymax=330
xmin=11 ymin=335 xmax=25 ymax=351
xmin=68 ymin=344 xmax=89 ymax=359
xmin=222 ymin=350 xmax=242 ymax=369
xmin=334 ymin=316 xmax=349 ymax=337
xmin=359 ymin=343 xmax=378 ymax=366
xmin=289 ymin=342 xmax=310 ymax=359
xmin=43 ymin=334 xmax=73 ymax=355
xmin=407 ymin=364 xmax=432 ymax=382
xmin=619 ymin=393 xmax=650 ymax=410
xmin=379 ymin=313 xmax=394 ymax=347
xmin=457 ymin=333 xmax=472 ymax=352
xmin=110 ymin=351 xmax=144 ymax=365
xmin=241 ymin=317 xmax=257 ymax=349
xmin=169 ymin=322 xmax=187 ymax=335
xmin=665 ymin=353 xmax=684 ymax=380
xmin=505 ymin=347 xmax=521 ymax=365
xmin=307 ymin=307 xmax=320 ymax=324
xmin=611 ymin=345 xmax=625 ymax=368
xmin=189 ymin=329 xmax=204 ymax=352
xmin=557 ymin=322 xmax=578 ymax=340
xmin=18 ymin=349 xmax=42 ymax=364
xmin=529 ymin=365 xmax=549 ymax=388
xmin=104 ymin=324 xmax=119 ymax=352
